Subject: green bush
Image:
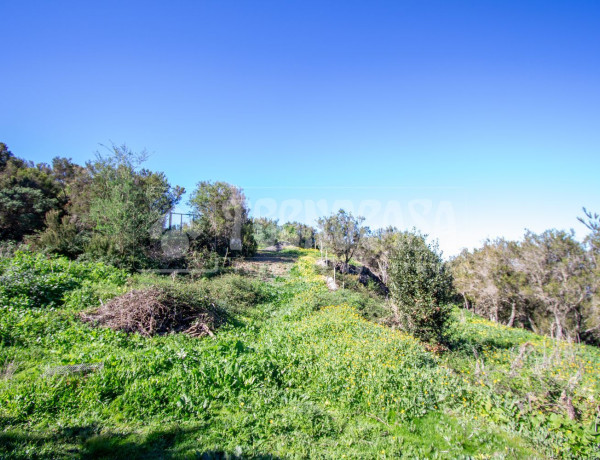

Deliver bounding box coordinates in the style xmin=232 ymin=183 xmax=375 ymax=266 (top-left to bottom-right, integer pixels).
xmin=387 ymin=231 xmax=453 ymax=343
xmin=206 ymin=274 xmax=272 ymax=312
xmin=0 ymin=251 xmax=127 ymax=308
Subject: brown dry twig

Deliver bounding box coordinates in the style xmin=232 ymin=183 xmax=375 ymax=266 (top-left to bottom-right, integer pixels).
xmin=81 ymin=287 xmax=225 ymax=338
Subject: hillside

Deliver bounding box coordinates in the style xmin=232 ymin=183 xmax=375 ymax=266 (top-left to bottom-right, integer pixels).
xmin=0 ymin=249 xmax=599 ymax=458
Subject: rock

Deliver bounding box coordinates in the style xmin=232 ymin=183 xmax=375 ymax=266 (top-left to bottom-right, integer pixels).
xmin=326 ymin=276 xmax=338 ymax=290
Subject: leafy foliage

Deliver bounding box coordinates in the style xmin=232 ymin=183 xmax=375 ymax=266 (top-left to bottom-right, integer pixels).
xmin=357 ymin=226 xmax=404 ymax=285
xmin=189 ymin=181 xmax=256 ymax=257
xmin=0 ymin=144 xmax=62 ymax=241
xmin=317 ymin=209 xmax=368 ymax=268
xmin=451 ymin=225 xmax=599 ymax=344
xmin=279 ymin=221 xmax=316 ymax=248
xmin=252 ymin=217 xmax=280 ymax=247
xmin=0 ymin=250 xmax=599 ymax=458
xmin=0 ymin=251 xmax=127 ymax=309
xmin=84 ymin=144 xmax=184 ymax=270
xmin=387 ymin=231 xmax=453 ymax=344
xmin=32 ymin=209 xmax=86 ymax=258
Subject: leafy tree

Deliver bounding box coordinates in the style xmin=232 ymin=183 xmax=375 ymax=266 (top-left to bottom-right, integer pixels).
xmin=519 ymin=229 xmax=592 ymax=341
xmin=280 ymin=222 xmax=316 ymax=249
xmin=579 ymin=207 xmax=600 ymax=266
xmin=31 ymin=157 xmax=92 ymax=256
xmin=189 ymin=181 xmax=256 ymax=257
xmin=358 ymin=226 xmax=402 ymax=285
xmin=387 ymin=231 xmax=453 ymax=344
xmin=452 ymin=225 xmax=599 ymax=344
xmin=252 ymin=217 xmax=280 ymax=247
xmin=84 ymin=144 xmax=183 ymax=269
xmin=0 ymin=142 xmax=13 ymax=171
xmin=317 ymin=210 xmax=368 ymax=271
xmin=32 ymin=210 xmax=85 ymax=258
xmin=0 ymin=144 xmax=62 ymax=241
xmin=578 ymin=208 xmax=600 ymax=343
xmin=241 ymin=219 xmax=258 ymax=256
xmin=451 ymin=239 xmax=528 ymax=327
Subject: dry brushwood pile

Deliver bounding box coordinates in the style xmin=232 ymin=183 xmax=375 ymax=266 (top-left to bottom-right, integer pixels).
xmin=81 ymin=287 xmax=225 ymax=337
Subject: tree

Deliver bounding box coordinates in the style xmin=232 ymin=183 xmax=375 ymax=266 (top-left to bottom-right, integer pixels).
xmin=252 ymin=217 xmax=280 ymax=247
xmin=0 ymin=144 xmax=62 ymax=241
xmin=579 ymin=207 xmax=600 ymax=266
xmin=317 ymin=209 xmax=368 ymax=271
xmin=33 ymin=209 xmax=85 ymax=258
xmin=578 ymin=208 xmax=600 ymax=343
xmin=84 ymin=144 xmax=183 ymax=269
xmin=279 ymin=222 xmax=316 ymax=249
xmin=451 ymin=239 xmax=528 ymax=327
xmin=387 ymin=231 xmax=453 ymax=344
xmin=189 ymin=181 xmax=256 ymax=257
xmin=0 ymin=142 xmax=13 ymax=171
xmin=449 ymin=223 xmax=600 ymax=344
xmin=358 ymin=226 xmax=402 ymax=285
xmin=519 ymin=229 xmax=592 ymax=341
xmin=31 ymin=157 xmax=92 ymax=257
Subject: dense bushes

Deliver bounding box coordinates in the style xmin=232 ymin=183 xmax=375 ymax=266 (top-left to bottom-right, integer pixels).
xmin=387 ymin=231 xmax=453 ymax=344
xmin=451 ymin=224 xmax=599 ymax=344
xmin=0 ymin=143 xmax=63 ymax=241
xmin=206 ymin=274 xmax=272 ymax=312
xmin=0 ymin=251 xmax=127 ymax=308
xmin=1 ymin=142 xmax=258 ymax=271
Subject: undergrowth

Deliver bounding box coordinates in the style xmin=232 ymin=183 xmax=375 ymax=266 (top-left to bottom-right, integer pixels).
xmin=0 ymin=249 xmax=598 ymax=458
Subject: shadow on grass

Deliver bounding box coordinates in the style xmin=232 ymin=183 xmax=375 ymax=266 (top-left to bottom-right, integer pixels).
xmin=448 ymin=332 xmax=520 ymax=354
xmin=0 ymin=421 xmax=280 ymax=459
xmin=248 ymin=250 xmax=301 ymax=264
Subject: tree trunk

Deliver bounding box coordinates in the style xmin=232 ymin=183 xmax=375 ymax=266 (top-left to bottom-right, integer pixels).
xmin=574 ymin=309 xmax=583 ymax=343
xmin=527 ymin=316 xmax=538 ymax=334
xmin=506 ymin=303 xmax=516 ymax=327
xmin=554 ymin=314 xmax=563 ymax=340
xmin=462 ymin=293 xmax=470 ymax=310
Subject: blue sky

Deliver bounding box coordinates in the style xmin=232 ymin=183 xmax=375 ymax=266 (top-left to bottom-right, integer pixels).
xmin=2 ymin=0 xmax=599 ymax=255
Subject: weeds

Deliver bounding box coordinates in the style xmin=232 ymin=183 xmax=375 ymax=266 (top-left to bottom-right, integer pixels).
xmin=0 ymin=249 xmax=598 ymax=458
xmin=0 ymin=360 xmax=17 ymax=381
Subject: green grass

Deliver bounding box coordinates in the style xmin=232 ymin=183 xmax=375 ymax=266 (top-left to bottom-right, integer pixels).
xmin=0 ymin=250 xmax=599 ymax=458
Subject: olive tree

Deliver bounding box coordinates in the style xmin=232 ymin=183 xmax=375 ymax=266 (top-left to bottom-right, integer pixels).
xmin=451 ymin=239 xmax=527 ymax=327
xmin=317 ymin=209 xmax=368 ymax=271
xmin=358 ymin=226 xmax=403 ymax=285
xmin=519 ymin=229 xmax=592 ymax=341
xmin=387 ymin=231 xmax=453 ymax=344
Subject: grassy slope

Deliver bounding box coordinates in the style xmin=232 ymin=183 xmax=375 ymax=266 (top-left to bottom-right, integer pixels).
xmin=0 ymin=250 xmax=599 ymax=458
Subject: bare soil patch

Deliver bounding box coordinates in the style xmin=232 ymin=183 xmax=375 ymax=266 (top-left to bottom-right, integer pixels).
xmin=233 ymin=248 xmax=300 ymax=280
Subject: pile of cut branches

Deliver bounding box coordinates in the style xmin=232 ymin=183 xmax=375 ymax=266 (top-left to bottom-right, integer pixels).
xmin=81 ymin=287 xmax=225 ymax=337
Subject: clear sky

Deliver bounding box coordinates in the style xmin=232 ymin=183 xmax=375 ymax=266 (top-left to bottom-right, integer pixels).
xmin=2 ymin=0 xmax=599 ymax=256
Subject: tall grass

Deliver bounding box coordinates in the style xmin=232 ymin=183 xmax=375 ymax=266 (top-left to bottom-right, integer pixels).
xmin=0 ymin=250 xmax=598 ymax=458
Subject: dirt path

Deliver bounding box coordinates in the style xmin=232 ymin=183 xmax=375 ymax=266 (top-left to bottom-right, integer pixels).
xmin=233 ymin=248 xmax=300 ymax=280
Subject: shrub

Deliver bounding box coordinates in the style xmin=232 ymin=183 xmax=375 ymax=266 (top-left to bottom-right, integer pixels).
xmin=186 ymin=248 xmax=225 ymax=276
xmin=207 ymin=274 xmax=272 ymax=311
xmin=387 ymin=231 xmax=453 ymax=344
xmin=31 ymin=209 xmax=86 ymax=258
xmin=0 ymin=251 xmax=127 ymax=308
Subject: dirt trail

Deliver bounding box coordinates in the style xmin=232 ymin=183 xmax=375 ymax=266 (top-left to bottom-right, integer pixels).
xmin=233 ymin=247 xmax=299 ymax=279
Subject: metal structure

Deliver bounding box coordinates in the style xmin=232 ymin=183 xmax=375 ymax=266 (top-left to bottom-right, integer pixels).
xmin=166 ymin=211 xmax=195 ymax=232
